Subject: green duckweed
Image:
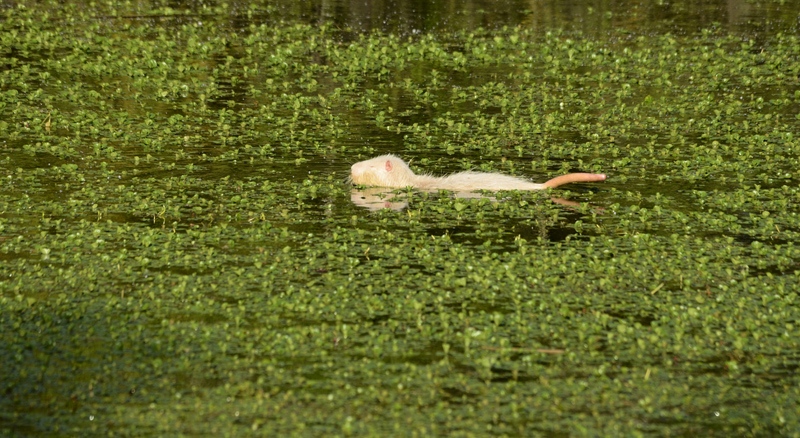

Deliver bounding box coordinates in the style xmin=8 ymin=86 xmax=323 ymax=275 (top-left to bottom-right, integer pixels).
xmin=2 ymin=0 xmax=800 ymax=436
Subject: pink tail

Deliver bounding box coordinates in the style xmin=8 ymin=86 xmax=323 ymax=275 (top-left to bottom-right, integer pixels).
xmin=543 ymin=173 xmax=606 ymax=188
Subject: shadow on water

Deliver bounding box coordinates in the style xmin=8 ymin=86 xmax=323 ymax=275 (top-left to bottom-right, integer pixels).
xmin=123 ymin=0 xmax=800 ymax=38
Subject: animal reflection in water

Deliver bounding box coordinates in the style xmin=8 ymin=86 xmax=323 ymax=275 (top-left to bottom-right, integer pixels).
xmin=351 ymin=187 xmax=414 ymax=211
xmin=350 ymin=187 xmax=590 ymax=211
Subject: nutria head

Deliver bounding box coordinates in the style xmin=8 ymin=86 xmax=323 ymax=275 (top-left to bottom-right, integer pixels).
xmin=350 ymin=154 xmax=417 ymax=188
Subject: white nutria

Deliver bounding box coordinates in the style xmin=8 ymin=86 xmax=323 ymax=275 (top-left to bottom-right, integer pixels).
xmin=350 ymin=154 xmax=606 ymax=191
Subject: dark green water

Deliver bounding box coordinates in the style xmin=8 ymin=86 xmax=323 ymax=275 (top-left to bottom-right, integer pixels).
xmin=1 ymin=0 xmax=799 ymax=436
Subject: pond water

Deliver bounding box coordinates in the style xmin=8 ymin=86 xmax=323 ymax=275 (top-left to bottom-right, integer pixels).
xmin=1 ymin=0 xmax=799 ymax=436
xmin=258 ymin=0 xmax=798 ymax=37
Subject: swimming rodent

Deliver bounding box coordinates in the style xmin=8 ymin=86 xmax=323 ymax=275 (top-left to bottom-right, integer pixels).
xmin=350 ymin=154 xmax=607 ymax=191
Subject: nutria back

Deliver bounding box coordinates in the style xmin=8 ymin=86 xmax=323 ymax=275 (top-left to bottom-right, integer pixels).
xmin=422 ymin=172 xmax=544 ymax=191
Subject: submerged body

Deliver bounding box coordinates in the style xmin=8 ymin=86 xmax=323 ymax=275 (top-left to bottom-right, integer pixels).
xmin=350 ymin=154 xmax=606 ymax=191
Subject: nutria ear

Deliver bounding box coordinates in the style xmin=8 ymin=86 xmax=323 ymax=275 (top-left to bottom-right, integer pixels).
xmin=385 ymin=159 xmax=393 ymax=172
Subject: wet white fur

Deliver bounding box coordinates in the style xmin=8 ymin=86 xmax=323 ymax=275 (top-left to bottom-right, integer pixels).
xmin=351 ymin=154 xmax=608 ymax=191
xmin=350 ymin=154 xmax=545 ymax=191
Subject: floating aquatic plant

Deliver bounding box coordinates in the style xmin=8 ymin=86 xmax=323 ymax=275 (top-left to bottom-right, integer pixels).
xmin=1 ymin=1 xmax=799 ymax=436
